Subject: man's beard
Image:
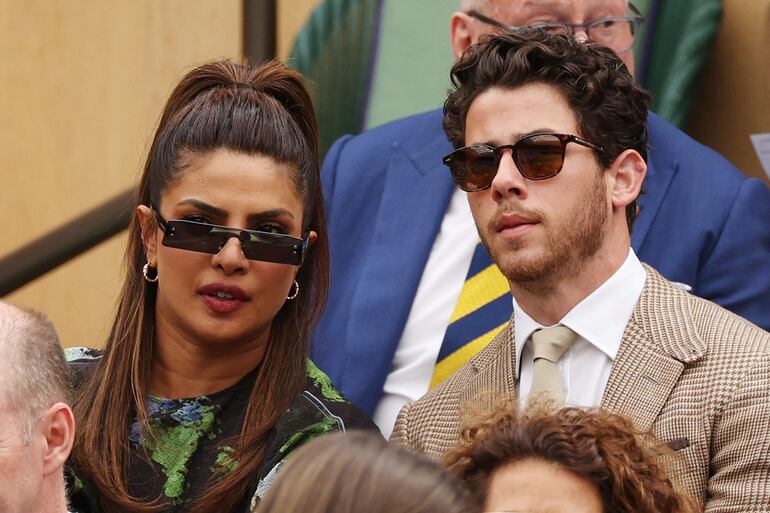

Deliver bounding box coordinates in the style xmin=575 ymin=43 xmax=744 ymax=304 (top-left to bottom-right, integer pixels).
xmin=481 ymin=172 xmax=609 ymax=289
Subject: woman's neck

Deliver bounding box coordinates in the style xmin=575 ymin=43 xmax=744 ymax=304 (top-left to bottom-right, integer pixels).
xmin=149 ymin=325 xmax=269 ymax=399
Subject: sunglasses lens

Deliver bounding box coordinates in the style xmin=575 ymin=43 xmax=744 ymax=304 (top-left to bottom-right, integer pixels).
xmin=516 ymin=135 xmax=565 ymax=179
xmin=162 ymin=220 xmax=223 ymax=254
xmin=449 ymin=147 xmax=498 ymax=192
xmin=161 ymin=220 xmax=305 ymax=265
xmin=240 ymin=233 xmax=305 ymax=265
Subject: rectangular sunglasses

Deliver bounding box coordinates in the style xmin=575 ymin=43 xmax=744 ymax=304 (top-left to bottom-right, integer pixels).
xmin=442 ymin=132 xmax=604 ymax=192
xmin=153 ymin=209 xmax=308 ymax=266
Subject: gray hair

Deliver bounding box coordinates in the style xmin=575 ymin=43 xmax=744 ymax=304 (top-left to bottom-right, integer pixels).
xmin=0 ymin=301 xmax=69 ymax=441
xmin=459 ymin=0 xmax=489 ymax=11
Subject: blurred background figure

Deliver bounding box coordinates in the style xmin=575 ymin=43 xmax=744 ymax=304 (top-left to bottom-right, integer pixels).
xmin=444 ymin=404 xmax=696 ymax=513
xmin=65 ymin=59 xmax=375 ymax=513
xmin=256 ymin=431 xmax=481 ymax=513
xmin=0 ymin=301 xmax=75 ymax=513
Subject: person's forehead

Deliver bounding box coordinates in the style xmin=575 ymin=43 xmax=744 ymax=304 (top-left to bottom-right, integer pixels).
xmin=466 ymin=84 xmax=579 ymax=144
xmin=489 ymin=0 xmax=626 ymax=21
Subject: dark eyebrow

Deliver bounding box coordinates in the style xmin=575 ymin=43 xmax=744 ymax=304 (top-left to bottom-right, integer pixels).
xmin=177 ymin=198 xmax=295 ymax=222
xmin=471 ymin=129 xmax=558 ymax=147
xmin=177 ymin=199 xmax=227 ymax=217
xmin=513 ymin=129 xmax=557 ymax=141
xmin=248 ymin=209 xmax=295 ymax=222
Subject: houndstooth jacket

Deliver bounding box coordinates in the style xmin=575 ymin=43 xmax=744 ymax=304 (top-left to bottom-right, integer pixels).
xmin=391 ymin=265 xmax=770 ymax=512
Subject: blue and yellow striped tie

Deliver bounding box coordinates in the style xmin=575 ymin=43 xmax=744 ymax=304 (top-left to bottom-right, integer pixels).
xmin=430 ymin=241 xmax=512 ymax=388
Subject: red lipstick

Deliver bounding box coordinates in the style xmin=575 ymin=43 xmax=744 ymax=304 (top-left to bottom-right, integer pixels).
xmin=198 ymin=283 xmax=250 ymax=314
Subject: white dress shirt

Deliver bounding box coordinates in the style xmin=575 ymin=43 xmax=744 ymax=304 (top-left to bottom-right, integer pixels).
xmin=373 ymin=188 xmax=477 ymax=437
xmin=514 ymin=249 xmax=646 ymax=408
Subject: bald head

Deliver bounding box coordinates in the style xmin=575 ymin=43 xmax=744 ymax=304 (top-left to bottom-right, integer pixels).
xmin=0 ymin=301 xmax=69 ymax=438
xmin=0 ymin=302 xmax=73 ymax=513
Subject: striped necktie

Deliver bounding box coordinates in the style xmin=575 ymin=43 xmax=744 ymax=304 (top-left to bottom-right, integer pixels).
xmin=430 ymin=241 xmax=511 ymax=388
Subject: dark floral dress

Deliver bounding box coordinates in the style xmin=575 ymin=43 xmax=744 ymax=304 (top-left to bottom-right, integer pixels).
xmin=64 ymin=348 xmax=378 ymax=512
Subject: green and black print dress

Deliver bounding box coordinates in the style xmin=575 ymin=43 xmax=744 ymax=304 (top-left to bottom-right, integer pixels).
xmin=64 ymin=348 xmax=378 ymax=513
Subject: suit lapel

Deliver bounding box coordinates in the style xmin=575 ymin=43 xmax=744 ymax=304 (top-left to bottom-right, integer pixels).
xmin=460 ymin=318 xmax=518 ymax=409
xmin=601 ymin=319 xmax=685 ymax=431
xmin=601 ymin=266 xmax=705 ymax=431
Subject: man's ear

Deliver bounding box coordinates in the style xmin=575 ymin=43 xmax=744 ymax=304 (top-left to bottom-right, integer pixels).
xmin=40 ymin=403 xmax=75 ymax=476
xmin=450 ymin=11 xmax=476 ymax=60
xmin=607 ymin=149 xmax=646 ymax=212
xmin=136 ymin=205 xmax=158 ymax=264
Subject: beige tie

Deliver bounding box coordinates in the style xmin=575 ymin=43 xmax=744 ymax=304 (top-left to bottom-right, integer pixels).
xmin=527 ymin=325 xmax=578 ymax=409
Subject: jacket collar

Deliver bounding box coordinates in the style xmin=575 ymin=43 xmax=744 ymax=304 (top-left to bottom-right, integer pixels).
xmin=600 ymin=264 xmax=705 ymax=431
xmin=459 ymin=265 xmax=706 ymax=432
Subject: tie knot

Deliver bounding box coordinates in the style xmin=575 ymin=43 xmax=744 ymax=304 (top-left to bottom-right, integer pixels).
xmin=531 ymin=325 xmax=578 ymax=363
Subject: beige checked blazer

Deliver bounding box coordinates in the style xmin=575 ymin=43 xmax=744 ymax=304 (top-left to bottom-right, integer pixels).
xmin=392 ymin=266 xmax=770 ymax=512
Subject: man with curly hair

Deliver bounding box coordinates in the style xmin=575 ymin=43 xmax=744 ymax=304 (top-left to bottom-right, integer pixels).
xmin=391 ymin=31 xmax=770 ymax=512
xmin=313 ymin=0 xmax=770 ymax=440
xmin=444 ymin=405 xmax=695 ymax=513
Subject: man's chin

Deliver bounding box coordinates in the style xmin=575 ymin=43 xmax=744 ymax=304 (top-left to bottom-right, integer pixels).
xmin=497 ymin=258 xmax=547 ymax=284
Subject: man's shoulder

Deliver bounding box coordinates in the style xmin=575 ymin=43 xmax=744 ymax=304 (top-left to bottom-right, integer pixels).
xmin=647 ymin=111 xmax=745 ymax=185
xmin=392 ymin=326 xmax=513 ymax=459
xmin=352 ymin=109 xmax=444 ymax=143
xmin=327 ymin=109 xmax=446 ymax=160
xmin=640 ymin=266 xmax=770 ymax=356
xmin=391 ymin=368 xmax=468 ymax=460
xmin=407 ymin=324 xmax=512 ymax=411
xmin=686 ymin=293 xmax=770 ymax=354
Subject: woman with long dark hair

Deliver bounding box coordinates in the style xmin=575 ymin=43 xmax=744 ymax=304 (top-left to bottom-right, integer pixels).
xmin=65 ymin=59 xmax=375 ymax=513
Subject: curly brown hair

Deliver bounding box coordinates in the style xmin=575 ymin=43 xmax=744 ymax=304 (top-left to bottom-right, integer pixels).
xmin=443 ymin=30 xmax=651 ymax=230
xmin=443 ymin=404 xmax=696 ymax=513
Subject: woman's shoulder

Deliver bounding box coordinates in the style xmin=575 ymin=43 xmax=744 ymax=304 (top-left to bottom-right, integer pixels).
xmin=304 ymin=359 xmax=346 ymax=402
xmin=303 ymin=359 xmax=376 ymax=428
xmin=249 ymin=360 xmax=379 ymax=506
xmin=64 ymin=347 xmax=102 ymax=390
xmin=265 ymin=359 xmax=378 ymax=461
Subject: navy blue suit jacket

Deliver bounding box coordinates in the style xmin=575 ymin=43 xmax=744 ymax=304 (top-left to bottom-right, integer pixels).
xmin=313 ymin=109 xmax=770 ymax=415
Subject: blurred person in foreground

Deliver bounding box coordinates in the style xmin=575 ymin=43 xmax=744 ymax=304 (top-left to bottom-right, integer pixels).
xmin=391 ymin=31 xmax=770 ymax=512
xmin=445 ymin=404 xmax=696 ymax=513
xmin=313 ymin=0 xmax=770 ymax=436
xmin=0 ymin=301 xmax=75 ymax=513
xmin=65 ymin=59 xmax=376 ymax=513
xmin=256 ymin=431 xmax=480 ymax=513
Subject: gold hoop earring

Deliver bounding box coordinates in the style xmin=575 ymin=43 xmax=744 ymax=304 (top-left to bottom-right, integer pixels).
xmin=143 ymin=263 xmax=158 ymax=283
xmin=287 ymin=280 xmax=299 ymax=300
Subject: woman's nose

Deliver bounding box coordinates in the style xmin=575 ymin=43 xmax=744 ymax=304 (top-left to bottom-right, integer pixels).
xmin=212 ymin=236 xmax=249 ymax=274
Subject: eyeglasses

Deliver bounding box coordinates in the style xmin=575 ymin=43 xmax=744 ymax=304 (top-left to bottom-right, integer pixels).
xmin=152 ymin=209 xmax=308 ymax=265
xmin=467 ymin=2 xmax=644 ymax=54
xmin=442 ymin=133 xmax=604 ymax=192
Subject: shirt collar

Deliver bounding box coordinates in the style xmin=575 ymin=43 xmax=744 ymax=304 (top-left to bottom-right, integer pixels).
xmin=513 ymin=248 xmax=646 ymax=376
